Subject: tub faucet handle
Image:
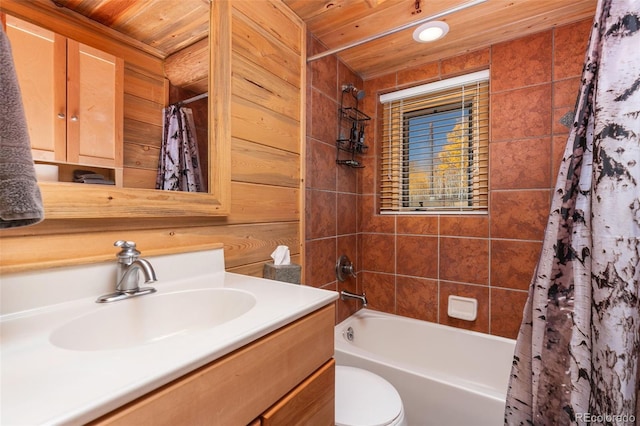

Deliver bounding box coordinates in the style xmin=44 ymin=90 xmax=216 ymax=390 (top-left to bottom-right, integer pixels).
xmin=336 ymin=254 xmax=357 ymax=282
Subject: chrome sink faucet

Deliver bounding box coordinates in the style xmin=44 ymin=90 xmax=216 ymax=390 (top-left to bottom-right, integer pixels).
xmin=96 ymin=240 xmax=157 ymax=303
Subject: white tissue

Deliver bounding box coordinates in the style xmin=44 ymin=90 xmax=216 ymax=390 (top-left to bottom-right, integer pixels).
xmin=270 ymin=245 xmax=291 ymax=265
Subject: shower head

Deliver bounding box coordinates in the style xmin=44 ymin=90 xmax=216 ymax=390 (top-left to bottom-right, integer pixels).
xmin=342 ymin=83 xmax=366 ymax=100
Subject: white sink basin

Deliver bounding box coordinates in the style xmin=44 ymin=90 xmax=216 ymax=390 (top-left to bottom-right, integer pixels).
xmin=49 ymin=288 xmax=256 ymax=351
xmin=1 ymin=247 xmax=338 ymax=425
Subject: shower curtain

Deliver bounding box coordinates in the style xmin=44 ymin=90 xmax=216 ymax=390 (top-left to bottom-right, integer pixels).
xmin=504 ymin=0 xmax=640 ymax=424
xmin=156 ymin=105 xmax=204 ymax=192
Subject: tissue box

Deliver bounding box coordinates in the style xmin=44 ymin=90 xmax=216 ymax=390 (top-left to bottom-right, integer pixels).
xmin=263 ymin=262 xmax=301 ymax=284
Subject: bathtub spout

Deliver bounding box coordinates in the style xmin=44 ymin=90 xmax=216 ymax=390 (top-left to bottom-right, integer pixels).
xmin=341 ymin=290 xmax=367 ymax=307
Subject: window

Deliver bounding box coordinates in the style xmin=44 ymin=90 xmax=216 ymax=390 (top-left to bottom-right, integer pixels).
xmin=379 ymin=70 xmax=489 ymax=213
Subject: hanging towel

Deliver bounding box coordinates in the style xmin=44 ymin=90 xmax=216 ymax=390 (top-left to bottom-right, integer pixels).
xmin=0 ymin=25 xmax=44 ymax=228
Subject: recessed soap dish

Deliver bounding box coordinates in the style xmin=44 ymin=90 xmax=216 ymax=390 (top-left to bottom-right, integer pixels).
xmin=447 ymin=295 xmax=477 ymax=321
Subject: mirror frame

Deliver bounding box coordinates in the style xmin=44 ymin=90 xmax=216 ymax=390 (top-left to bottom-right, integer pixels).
xmin=1 ymin=1 xmax=231 ymax=218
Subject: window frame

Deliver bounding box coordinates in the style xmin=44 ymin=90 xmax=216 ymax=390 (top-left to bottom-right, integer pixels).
xmin=379 ymin=70 xmax=489 ymax=215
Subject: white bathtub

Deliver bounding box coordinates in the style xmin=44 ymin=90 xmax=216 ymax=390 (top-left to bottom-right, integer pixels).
xmin=334 ymin=309 xmax=516 ymax=426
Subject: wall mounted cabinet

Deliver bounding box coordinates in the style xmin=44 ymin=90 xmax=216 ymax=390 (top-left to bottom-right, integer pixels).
xmin=6 ymin=15 xmax=124 ymax=183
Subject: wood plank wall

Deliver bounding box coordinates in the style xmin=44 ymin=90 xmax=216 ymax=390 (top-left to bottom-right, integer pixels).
xmin=0 ymin=0 xmax=306 ymax=278
xmin=122 ymin=66 xmax=166 ymax=189
xmin=227 ymin=0 xmax=305 ymax=275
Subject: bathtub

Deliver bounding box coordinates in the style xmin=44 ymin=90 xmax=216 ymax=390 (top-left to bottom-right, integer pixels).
xmin=334 ymin=309 xmax=516 ymax=426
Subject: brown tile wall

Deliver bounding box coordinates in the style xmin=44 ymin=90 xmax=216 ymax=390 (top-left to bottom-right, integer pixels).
xmin=305 ymin=34 xmax=364 ymax=323
xmin=305 ymin=18 xmax=592 ymax=338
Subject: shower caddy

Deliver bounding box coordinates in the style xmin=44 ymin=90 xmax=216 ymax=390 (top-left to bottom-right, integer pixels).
xmin=336 ymin=83 xmax=370 ymax=168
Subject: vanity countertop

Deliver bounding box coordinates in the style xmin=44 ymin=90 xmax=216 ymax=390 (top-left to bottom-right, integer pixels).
xmin=0 ymin=247 xmax=338 ymax=425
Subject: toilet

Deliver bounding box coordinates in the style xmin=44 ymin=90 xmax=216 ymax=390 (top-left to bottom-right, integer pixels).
xmin=335 ymin=365 xmax=408 ymax=426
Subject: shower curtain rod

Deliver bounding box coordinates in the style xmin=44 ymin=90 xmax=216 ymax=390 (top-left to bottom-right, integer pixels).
xmin=172 ymin=92 xmax=208 ymax=106
xmin=306 ymin=0 xmax=487 ymax=63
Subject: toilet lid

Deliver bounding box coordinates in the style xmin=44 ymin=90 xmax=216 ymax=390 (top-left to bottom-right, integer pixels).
xmin=335 ymin=366 xmax=403 ymax=426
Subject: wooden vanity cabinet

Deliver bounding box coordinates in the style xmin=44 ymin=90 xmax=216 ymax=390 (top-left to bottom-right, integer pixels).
xmin=90 ymin=304 xmax=335 ymax=426
xmin=258 ymin=359 xmax=335 ymax=425
xmin=5 ymin=15 xmax=124 ymax=176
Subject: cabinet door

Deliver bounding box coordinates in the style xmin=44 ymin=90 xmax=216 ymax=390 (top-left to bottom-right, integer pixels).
xmin=89 ymin=305 xmax=335 ymax=426
xmin=67 ymin=40 xmax=123 ymax=168
xmin=5 ymin=15 xmax=66 ymax=162
xmin=260 ymin=360 xmax=335 ymax=426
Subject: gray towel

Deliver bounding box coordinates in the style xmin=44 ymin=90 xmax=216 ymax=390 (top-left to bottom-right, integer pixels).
xmin=0 ymin=25 xmax=44 ymax=228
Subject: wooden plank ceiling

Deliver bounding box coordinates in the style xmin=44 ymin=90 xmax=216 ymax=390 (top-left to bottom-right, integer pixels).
xmin=284 ymin=0 xmax=597 ymax=79
xmin=53 ymin=0 xmax=596 ymax=80
xmin=52 ymin=0 xmax=209 ymax=58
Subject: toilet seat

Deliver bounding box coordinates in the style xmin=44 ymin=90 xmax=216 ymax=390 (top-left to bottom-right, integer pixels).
xmin=335 ymin=365 xmax=406 ymax=426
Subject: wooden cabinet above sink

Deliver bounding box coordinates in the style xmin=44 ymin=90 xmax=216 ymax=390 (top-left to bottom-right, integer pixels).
xmin=6 ymin=15 xmax=124 ymax=184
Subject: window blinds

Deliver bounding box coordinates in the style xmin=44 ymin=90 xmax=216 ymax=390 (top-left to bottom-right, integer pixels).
xmin=380 ymin=71 xmax=489 ymax=213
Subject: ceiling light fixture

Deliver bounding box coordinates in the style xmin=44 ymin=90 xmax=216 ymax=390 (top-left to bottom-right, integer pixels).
xmin=306 ymin=0 xmax=486 ymax=62
xmin=413 ymin=21 xmax=449 ymax=43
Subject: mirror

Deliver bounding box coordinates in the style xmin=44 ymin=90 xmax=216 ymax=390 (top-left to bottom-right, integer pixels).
xmin=0 ymin=0 xmax=230 ymax=217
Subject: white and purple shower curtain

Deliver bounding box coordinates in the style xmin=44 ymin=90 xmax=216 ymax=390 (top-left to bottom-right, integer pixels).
xmin=505 ymin=0 xmax=640 ymax=424
xmin=156 ymin=105 xmax=204 ymax=192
